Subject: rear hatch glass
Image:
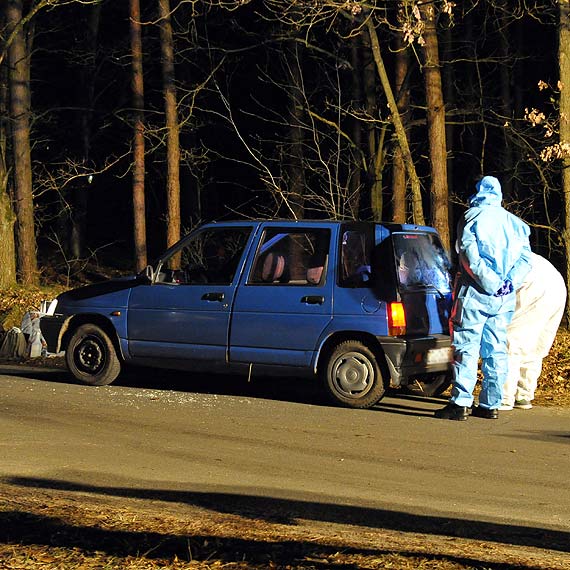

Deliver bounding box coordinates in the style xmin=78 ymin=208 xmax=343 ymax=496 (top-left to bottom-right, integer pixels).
xmin=393 ymin=232 xmax=451 ymax=294
xmin=392 ymin=232 xmax=452 ymax=335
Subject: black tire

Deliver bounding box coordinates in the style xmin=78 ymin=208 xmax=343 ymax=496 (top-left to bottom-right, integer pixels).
xmin=66 ymin=323 xmax=121 ymax=386
xmin=322 ymin=340 xmax=386 ymax=409
xmin=404 ymin=373 xmax=451 ymax=397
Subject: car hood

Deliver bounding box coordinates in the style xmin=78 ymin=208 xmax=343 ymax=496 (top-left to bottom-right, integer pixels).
xmin=56 ymin=275 xmax=140 ymax=310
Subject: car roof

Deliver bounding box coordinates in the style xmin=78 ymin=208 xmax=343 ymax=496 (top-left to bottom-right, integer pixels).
xmin=200 ymin=219 xmax=437 ymax=233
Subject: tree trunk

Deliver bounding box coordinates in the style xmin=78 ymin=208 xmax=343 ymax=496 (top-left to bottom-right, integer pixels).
xmin=391 ymin=35 xmax=410 ymax=224
xmin=441 ymin=25 xmax=455 ymax=249
xmin=70 ymin=3 xmax=101 ymax=260
xmin=68 ymin=6 xmax=96 ymax=260
xmin=284 ymin=39 xmax=305 ymax=219
xmin=348 ymin=37 xmax=362 ymax=219
xmin=0 ymin=52 xmax=17 ymax=288
xmin=497 ymin=6 xmax=514 ymax=202
xmin=559 ymin=0 xmax=570 ymax=327
xmin=158 ymin=0 xmax=181 ymax=250
xmin=6 ymin=0 xmax=37 ymax=285
xmin=463 ymin=12 xmax=483 ymax=179
xmin=365 ymin=19 xmax=424 ymax=226
xmin=362 ymin=30 xmax=383 ymax=221
xmin=130 ymin=0 xmax=148 ymax=270
xmin=419 ymin=1 xmax=449 ymax=251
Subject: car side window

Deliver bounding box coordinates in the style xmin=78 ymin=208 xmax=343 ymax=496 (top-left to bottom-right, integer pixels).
xmin=249 ymin=228 xmax=330 ymax=286
xmin=339 ymin=228 xmax=373 ymax=288
xmin=155 ymin=227 xmax=251 ymax=285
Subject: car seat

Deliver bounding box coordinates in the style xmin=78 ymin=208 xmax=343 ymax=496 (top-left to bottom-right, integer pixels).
xmin=261 ymin=252 xmax=286 ymax=282
xmin=306 ymin=265 xmax=324 ymax=284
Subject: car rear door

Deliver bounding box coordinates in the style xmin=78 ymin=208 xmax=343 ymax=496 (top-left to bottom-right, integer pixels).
xmin=229 ymin=223 xmax=334 ymax=367
xmin=392 ymin=231 xmax=452 ymax=335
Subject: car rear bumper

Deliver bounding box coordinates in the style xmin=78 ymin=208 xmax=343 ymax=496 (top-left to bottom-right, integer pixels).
xmin=379 ymin=334 xmax=452 ymax=387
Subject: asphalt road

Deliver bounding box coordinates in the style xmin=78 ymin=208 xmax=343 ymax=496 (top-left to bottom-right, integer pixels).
xmin=1 ymin=363 xmax=570 ymax=553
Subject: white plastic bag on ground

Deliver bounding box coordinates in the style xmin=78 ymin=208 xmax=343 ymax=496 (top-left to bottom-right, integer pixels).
xmin=20 ymin=311 xmax=46 ymax=358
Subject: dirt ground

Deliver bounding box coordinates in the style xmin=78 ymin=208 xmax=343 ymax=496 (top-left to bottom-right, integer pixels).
xmin=1 ymin=481 xmax=569 ymax=570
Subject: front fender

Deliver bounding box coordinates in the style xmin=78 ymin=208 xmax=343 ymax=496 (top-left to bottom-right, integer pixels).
xmin=42 ymin=312 xmax=127 ymax=361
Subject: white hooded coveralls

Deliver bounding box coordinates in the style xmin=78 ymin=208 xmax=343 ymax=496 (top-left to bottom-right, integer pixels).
xmin=502 ymin=253 xmax=567 ymax=407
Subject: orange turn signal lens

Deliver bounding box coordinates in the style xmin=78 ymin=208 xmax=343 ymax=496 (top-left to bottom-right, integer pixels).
xmin=388 ymin=302 xmax=406 ymax=336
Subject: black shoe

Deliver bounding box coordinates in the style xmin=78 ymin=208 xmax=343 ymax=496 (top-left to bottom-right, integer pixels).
xmin=471 ymin=406 xmax=499 ymax=419
xmin=434 ymin=402 xmax=469 ymax=421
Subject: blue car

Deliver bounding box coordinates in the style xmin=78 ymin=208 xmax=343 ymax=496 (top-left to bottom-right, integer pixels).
xmin=41 ymin=220 xmax=453 ymax=409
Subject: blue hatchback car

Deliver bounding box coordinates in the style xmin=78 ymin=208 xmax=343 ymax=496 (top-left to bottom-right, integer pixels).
xmin=41 ymin=220 xmax=453 ymax=408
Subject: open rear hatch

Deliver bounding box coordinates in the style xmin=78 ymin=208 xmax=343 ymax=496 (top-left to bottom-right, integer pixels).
xmin=392 ymin=231 xmax=452 ymax=336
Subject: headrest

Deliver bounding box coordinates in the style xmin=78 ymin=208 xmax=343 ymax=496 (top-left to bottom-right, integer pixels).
xmin=306 ymin=266 xmax=324 ymax=284
xmin=261 ymin=253 xmax=285 ymax=282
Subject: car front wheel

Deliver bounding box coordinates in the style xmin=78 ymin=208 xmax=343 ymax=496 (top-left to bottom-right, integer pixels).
xmin=322 ymin=340 xmax=386 ymax=409
xmin=66 ymin=323 xmax=121 ymax=386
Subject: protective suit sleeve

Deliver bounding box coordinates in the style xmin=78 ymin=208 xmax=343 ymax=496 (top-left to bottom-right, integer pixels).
xmin=458 ymin=219 xmax=503 ymax=294
xmin=506 ymin=241 xmax=532 ymax=290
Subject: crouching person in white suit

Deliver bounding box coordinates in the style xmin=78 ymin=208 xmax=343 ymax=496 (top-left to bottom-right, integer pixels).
xmin=501 ymin=253 xmax=567 ymax=410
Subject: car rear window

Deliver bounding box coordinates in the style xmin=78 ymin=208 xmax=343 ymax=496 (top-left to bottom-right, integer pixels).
xmin=393 ymin=232 xmax=451 ymax=293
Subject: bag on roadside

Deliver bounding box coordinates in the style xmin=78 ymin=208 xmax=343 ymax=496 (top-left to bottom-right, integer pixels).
xmin=0 ymin=327 xmax=27 ymax=358
xmin=21 ymin=311 xmax=46 ymax=358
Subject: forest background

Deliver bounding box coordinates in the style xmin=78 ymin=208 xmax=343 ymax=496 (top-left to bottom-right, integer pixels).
xmin=2 ymin=0 xmax=570 ymax=320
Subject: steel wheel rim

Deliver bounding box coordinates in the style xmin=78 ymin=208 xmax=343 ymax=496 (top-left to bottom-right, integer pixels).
xmin=74 ymin=335 xmax=106 ymax=375
xmin=330 ymin=351 xmax=374 ymax=399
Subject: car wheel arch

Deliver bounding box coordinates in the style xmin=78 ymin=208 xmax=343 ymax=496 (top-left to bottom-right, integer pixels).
xmin=61 ymin=314 xmax=125 ymax=360
xmin=315 ymin=331 xmax=389 ymax=383
xmin=318 ymin=335 xmax=390 ymax=408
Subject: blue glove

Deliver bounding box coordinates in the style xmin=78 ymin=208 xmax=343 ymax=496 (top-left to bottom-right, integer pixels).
xmin=494 ymin=279 xmax=513 ymax=297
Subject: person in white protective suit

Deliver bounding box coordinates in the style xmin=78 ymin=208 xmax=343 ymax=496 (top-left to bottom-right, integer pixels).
xmin=435 ymin=175 xmax=532 ymax=421
xmin=500 ymin=253 xmax=566 ymax=410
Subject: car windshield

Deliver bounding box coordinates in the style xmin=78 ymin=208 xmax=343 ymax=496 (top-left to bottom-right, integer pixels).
xmin=393 ymin=233 xmax=451 ymax=293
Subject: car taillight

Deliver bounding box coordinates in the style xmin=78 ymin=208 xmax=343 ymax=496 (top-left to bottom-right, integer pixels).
xmin=388 ymin=302 xmax=407 ymax=336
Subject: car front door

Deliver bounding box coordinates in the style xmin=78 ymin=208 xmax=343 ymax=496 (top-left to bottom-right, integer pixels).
xmin=126 ymin=225 xmax=254 ymax=361
xmin=230 ymin=225 xmax=334 ymax=368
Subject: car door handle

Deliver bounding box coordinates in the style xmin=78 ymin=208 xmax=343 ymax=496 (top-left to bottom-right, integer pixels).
xmin=201 ymin=292 xmax=225 ymax=302
xmin=301 ymin=295 xmax=325 ymax=305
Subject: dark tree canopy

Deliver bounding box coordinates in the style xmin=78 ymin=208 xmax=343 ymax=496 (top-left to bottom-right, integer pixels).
xmin=1 ymin=0 xmax=566 ymax=278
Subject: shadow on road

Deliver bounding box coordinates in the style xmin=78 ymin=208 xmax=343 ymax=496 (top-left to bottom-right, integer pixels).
xmin=5 ymin=476 xmax=570 ymax=557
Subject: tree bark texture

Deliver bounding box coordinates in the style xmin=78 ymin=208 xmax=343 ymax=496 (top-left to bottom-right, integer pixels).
xmin=365 ymin=18 xmax=424 ymax=226
xmin=284 ymin=40 xmax=306 ymax=219
xmin=158 ymin=0 xmax=181 ymax=250
xmin=419 ymin=1 xmax=449 ymax=251
xmin=349 ymin=37 xmax=362 ymax=219
xmin=6 ymin=0 xmax=38 ymax=285
xmin=130 ymin=0 xmax=148 ymax=271
xmin=0 ymin=57 xmax=17 ymax=288
xmin=559 ymin=0 xmax=570 ymax=327
xmin=361 ymin=30 xmax=383 ymax=221
xmin=391 ymin=35 xmax=410 ymax=224
xmin=441 ymin=25 xmax=455 ymax=247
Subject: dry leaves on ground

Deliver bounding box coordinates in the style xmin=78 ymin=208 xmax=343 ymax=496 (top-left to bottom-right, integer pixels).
xmin=533 ymin=328 xmax=570 ymax=407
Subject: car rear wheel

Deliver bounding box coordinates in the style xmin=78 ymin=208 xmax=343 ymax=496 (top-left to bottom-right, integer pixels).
xmin=322 ymin=340 xmax=386 ymax=409
xmin=66 ymin=324 xmax=121 ymax=386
